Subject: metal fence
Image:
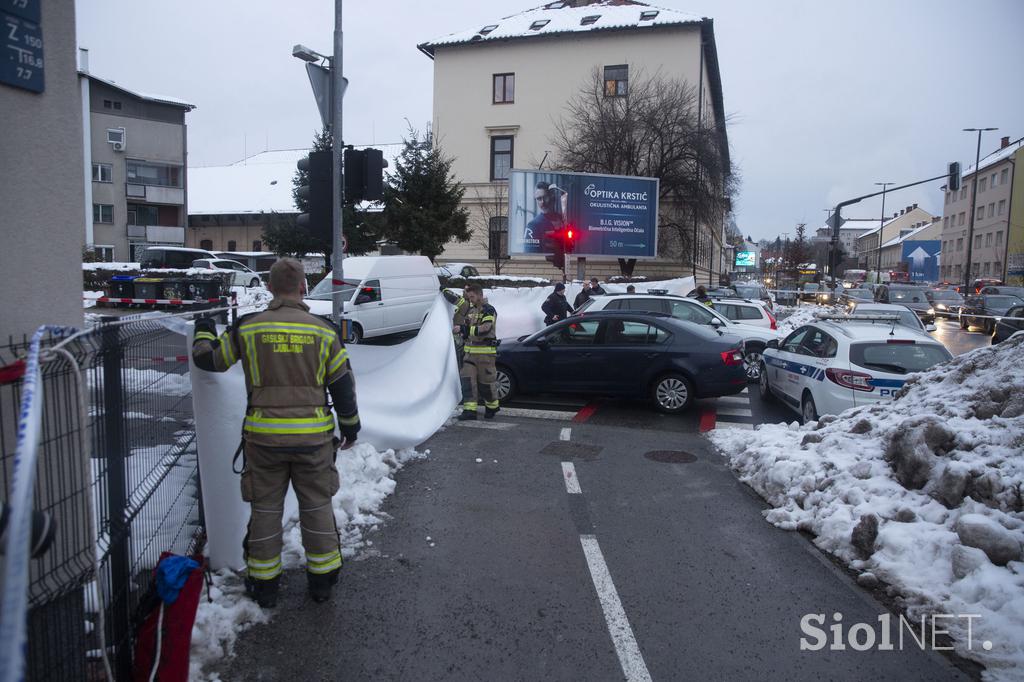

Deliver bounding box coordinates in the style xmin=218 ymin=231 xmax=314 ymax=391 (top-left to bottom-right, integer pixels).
xmin=0 ymin=315 xmax=204 ymax=680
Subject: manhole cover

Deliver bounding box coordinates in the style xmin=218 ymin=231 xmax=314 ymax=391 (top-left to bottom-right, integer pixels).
xmin=644 ymin=450 xmax=698 ymax=464
xmin=540 ymin=441 xmax=602 ymax=460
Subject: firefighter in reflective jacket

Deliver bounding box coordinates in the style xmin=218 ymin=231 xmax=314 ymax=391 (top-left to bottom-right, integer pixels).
xmin=191 ymin=258 xmax=359 ymax=608
xmin=442 ymin=286 xmax=470 ymax=369
xmin=457 ymin=283 xmax=500 ymax=421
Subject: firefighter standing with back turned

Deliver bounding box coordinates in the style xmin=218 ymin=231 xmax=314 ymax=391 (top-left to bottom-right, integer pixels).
xmin=458 ymin=283 xmax=500 ymax=420
xmin=191 ymin=258 xmax=360 ymax=608
xmin=442 ymin=285 xmax=470 ymax=369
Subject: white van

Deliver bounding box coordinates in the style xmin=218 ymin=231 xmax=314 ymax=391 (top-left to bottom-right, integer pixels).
xmin=304 ymin=256 xmax=439 ymax=342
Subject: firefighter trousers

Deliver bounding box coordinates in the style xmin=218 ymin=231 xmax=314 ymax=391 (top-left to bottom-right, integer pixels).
xmin=241 ymin=440 xmax=342 ymax=581
xmin=460 ymin=353 xmax=498 ymax=411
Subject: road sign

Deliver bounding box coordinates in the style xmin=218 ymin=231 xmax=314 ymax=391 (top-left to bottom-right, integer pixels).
xmin=2 ymin=2 xmax=44 ymax=94
xmin=508 ymin=170 xmax=659 ymax=259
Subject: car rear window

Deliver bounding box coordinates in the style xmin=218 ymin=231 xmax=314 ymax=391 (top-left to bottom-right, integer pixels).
xmin=889 ymin=289 xmax=927 ymax=302
xmin=928 ymin=290 xmax=962 ymax=301
xmin=737 ymin=305 xmax=762 ymax=321
xmin=850 ymin=342 xmax=951 ymax=374
xmin=985 ymin=295 xmax=1024 ymax=308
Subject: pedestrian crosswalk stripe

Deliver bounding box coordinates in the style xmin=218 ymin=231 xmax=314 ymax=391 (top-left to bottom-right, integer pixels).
xmin=560 ymin=427 xmax=572 ymax=441
xmin=716 ymin=395 xmax=750 ymax=406
xmin=715 ymin=406 xmax=753 ymax=417
xmin=715 ymin=421 xmax=755 ymax=430
xmin=499 ymin=407 xmax=575 ymax=421
xmin=456 ymin=421 xmax=516 ymax=430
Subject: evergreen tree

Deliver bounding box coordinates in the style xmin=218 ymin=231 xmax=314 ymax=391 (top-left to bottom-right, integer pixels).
xmin=379 ymin=126 xmax=470 ymax=262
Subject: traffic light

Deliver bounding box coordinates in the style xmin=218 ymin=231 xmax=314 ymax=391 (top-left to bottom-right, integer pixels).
xmin=543 ymin=229 xmax=565 ymax=270
xmin=344 ymin=147 xmax=387 ymax=202
xmin=564 ymin=226 xmax=577 ymax=254
xmin=948 ymin=161 xmax=961 ymax=192
xmin=296 ymin=150 xmax=333 ymax=242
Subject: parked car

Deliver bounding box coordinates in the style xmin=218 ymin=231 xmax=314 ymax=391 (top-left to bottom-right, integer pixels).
xmin=435 ymin=262 xmax=480 ymax=279
xmin=840 ymin=287 xmax=875 ymax=310
xmin=874 ymin=285 xmax=934 ymax=324
xmin=978 ymin=286 xmax=1024 ymax=300
xmin=191 ymin=259 xmax=263 ymax=287
xmin=685 ymin=287 xmax=737 ymax=301
xmin=305 ymin=255 xmax=439 ymax=343
xmin=924 ymin=289 xmax=964 ymax=319
xmin=958 ymin=294 xmax=1024 ymax=335
xmin=710 ymin=299 xmax=777 ymax=330
xmin=731 ymin=283 xmax=774 ymax=311
xmin=849 ymin=302 xmax=936 ymax=333
xmin=759 ymin=316 xmax=952 ymax=424
xmin=800 ymin=282 xmax=824 ymax=302
xmin=576 ymin=293 xmax=782 ymax=380
xmin=139 ymin=246 xmax=218 ymax=269
xmin=495 ymin=311 xmax=747 ymax=414
xmin=992 ymin=304 xmax=1024 ymax=344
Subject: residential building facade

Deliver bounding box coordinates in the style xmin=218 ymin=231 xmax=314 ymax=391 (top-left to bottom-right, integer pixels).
xmin=939 ymin=136 xmax=1022 ymax=284
xmin=418 ymin=0 xmax=730 ymax=280
xmin=81 ymin=67 xmax=194 ymax=262
xmin=813 ymin=219 xmax=875 ymax=260
xmin=855 ymin=205 xmax=935 ymax=271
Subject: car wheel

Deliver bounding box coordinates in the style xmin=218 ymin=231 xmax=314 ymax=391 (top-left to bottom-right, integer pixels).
xmin=651 ymin=374 xmax=694 ymax=414
xmin=495 ymin=365 xmax=516 ymax=401
xmin=801 ymin=392 xmax=818 ymax=425
xmin=349 ymin=324 xmax=363 ymax=345
xmin=249 ymin=277 xmax=260 ymax=287
xmin=743 ymin=345 xmax=764 ymax=382
xmin=758 ymin=362 xmax=773 ymax=402
xmin=984 ymin=318 xmax=995 ymax=336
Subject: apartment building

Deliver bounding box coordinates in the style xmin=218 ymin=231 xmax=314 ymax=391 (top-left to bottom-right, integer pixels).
xmin=418 ymin=0 xmax=730 ymax=280
xmin=939 ymin=136 xmax=1022 ymax=284
xmin=813 ymin=219 xmax=876 ymax=259
xmin=80 ymin=58 xmax=194 ymax=262
xmin=855 ymin=205 xmax=935 ymax=271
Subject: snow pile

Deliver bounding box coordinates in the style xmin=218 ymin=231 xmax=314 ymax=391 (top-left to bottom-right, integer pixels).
xmin=774 ymin=304 xmax=832 ymax=335
xmin=82 ymin=261 xmax=141 ymax=271
xmin=188 ymin=442 xmax=424 ymax=681
xmin=709 ymin=336 xmax=1024 ymax=678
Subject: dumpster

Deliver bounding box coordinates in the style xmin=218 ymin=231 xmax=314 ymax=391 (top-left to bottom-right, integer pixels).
xmin=159 ymin=278 xmax=190 ymax=302
xmin=107 ymin=275 xmax=138 ymax=298
xmin=186 ymin=278 xmax=225 ymax=301
xmin=133 ymin=277 xmax=165 ymax=300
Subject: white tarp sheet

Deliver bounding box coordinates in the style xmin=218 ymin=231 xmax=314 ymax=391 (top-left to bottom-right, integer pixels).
xmin=190 ymin=294 xmax=460 ymax=570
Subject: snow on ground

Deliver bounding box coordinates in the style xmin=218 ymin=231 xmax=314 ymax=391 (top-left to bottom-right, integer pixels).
xmin=709 ymin=335 xmax=1024 ymax=679
xmin=188 ymin=443 xmax=425 ymax=681
xmin=773 ymin=303 xmax=838 ymax=335
xmin=82 ymin=261 xmax=141 ymax=271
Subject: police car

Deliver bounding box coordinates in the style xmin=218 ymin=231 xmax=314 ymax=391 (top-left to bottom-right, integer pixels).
xmin=758 ymin=314 xmax=952 ymax=424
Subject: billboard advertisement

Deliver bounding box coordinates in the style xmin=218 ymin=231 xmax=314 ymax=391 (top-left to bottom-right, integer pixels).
xmin=901 ymin=240 xmax=940 ymax=282
xmin=508 ymin=170 xmax=659 ymax=259
xmin=735 ymin=251 xmax=756 ymax=267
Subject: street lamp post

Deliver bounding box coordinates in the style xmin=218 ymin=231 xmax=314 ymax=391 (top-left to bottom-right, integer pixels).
xmin=962 ymin=127 xmax=998 ymax=291
xmin=874 ymin=182 xmax=893 ymax=282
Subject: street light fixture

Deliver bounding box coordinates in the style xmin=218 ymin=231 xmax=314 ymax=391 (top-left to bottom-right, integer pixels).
xmin=962 ymin=127 xmax=998 ymax=291
xmin=292 ymin=44 xmax=327 ymax=63
xmin=874 ymin=182 xmax=893 ymax=281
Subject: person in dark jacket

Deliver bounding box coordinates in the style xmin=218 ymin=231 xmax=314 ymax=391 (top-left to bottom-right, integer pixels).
xmin=542 ymin=283 xmax=574 ymax=325
xmin=694 ymin=285 xmax=713 ymax=307
xmin=573 ymin=278 xmax=606 ymax=308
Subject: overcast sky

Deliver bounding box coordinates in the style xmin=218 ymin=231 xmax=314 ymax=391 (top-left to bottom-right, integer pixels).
xmin=75 ymin=0 xmax=1024 ymax=241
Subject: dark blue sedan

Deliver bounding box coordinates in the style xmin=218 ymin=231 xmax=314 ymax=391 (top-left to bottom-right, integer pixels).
xmin=494 ymin=311 xmax=748 ymax=414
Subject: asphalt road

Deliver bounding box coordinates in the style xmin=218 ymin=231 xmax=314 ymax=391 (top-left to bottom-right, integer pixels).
xmin=220 ymin=409 xmax=974 ymax=681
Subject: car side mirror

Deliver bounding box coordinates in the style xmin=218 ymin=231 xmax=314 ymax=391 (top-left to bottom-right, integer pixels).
xmin=767 ymin=339 xmax=779 ymax=350
xmin=535 ymin=337 xmax=550 ymax=350
xmin=925 ymin=323 xmax=936 ymax=332
xmin=710 ymin=317 xmax=723 ymax=328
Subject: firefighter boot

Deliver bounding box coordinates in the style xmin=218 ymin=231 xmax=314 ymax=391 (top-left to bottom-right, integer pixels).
xmin=457 ymin=409 xmax=478 ymax=421
xmin=485 ymin=406 xmax=500 ymax=419
xmin=308 ymin=568 xmax=339 ymax=603
xmin=245 ymin=575 xmax=280 ymax=608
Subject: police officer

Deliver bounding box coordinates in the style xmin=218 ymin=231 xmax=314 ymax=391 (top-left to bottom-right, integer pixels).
xmin=457 ymin=283 xmax=499 ymax=421
xmin=192 ymin=258 xmax=359 ymax=608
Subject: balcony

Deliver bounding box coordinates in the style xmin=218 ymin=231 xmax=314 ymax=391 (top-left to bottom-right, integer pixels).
xmin=127 ymin=225 xmax=185 ymax=243
xmin=125 ymin=184 xmax=184 ymax=205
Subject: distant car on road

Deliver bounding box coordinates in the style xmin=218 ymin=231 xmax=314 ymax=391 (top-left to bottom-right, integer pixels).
xmin=191 ymin=258 xmax=263 ymax=287
xmin=800 ymin=282 xmax=824 ymax=303
xmin=992 ymin=304 xmax=1024 ymax=344
xmin=495 ymin=311 xmax=748 ymax=414
xmin=840 ymin=287 xmax=874 ymax=310
xmin=711 ymin=299 xmax=777 ymax=330
xmin=576 ymin=292 xmax=782 ymax=380
xmin=731 ymin=283 xmax=774 ymax=311
xmin=959 ymin=294 xmax=1024 ymax=335
xmin=924 ymin=289 xmax=964 ymax=319
xmin=849 ymin=302 xmax=936 ymax=333
xmin=978 ymin=285 xmax=1024 ymax=300
xmin=759 ymin=314 xmax=952 ymax=424
xmin=874 ymin=285 xmax=935 ymax=324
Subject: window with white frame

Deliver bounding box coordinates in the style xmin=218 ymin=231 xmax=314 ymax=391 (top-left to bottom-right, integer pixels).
xmin=985 ymin=232 xmax=992 ymax=247
xmin=999 ymin=199 xmax=1007 ymax=215
xmin=92 ymin=203 xmax=113 ymax=223
xmin=1001 ymin=168 xmax=1009 ymax=185
xmin=977 ymin=207 xmax=985 ymax=220
xmin=92 ymin=163 xmax=112 ymax=183
xmin=996 ymin=231 xmax=1003 ymax=245
xmin=991 ymin=172 xmax=997 ymax=187
xmin=959 ymin=212 xmax=966 ymax=226
xmin=988 ymin=203 xmax=995 ymax=218
xmin=94 ymin=245 xmax=114 ymax=262
xmin=980 ymin=177 xmax=987 ymax=192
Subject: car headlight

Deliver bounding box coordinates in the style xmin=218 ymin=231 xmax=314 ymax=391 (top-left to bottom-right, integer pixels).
xmin=928 ymin=308 xmax=935 ymax=314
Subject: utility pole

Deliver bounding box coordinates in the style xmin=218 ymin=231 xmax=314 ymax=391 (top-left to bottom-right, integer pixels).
xmin=962 ymin=127 xmax=998 ymax=292
xmin=330 ymin=0 xmax=345 ymax=326
xmin=874 ymin=182 xmax=893 ymax=281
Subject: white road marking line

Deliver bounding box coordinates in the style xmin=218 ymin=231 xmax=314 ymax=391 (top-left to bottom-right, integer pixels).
xmin=716 ymin=395 xmax=750 ymax=405
xmin=714 ymin=406 xmax=753 ymax=417
xmin=560 ymin=427 xmax=572 ymax=441
xmin=456 ymin=421 xmax=516 ymax=430
xmin=740 ymin=387 xmax=749 ymax=394
xmin=498 ymin=407 xmax=575 ymax=421
xmin=561 ymin=462 xmax=581 ymax=494
xmin=715 ymin=421 xmax=755 ymax=430
xmin=579 ymin=535 xmax=653 ymax=682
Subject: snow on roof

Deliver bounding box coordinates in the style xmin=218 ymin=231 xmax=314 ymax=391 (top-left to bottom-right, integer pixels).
xmin=189 ymin=145 xmax=404 ymax=216
xmin=879 ymin=221 xmax=936 ymax=248
xmin=419 ymin=1 xmax=702 ymax=54
xmin=80 ymin=71 xmax=195 ymax=110
xmin=962 ymin=136 xmax=1023 ymax=177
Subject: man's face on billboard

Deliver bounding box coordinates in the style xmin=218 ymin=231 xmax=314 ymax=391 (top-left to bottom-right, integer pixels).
xmin=535 ymin=187 xmax=555 ymax=214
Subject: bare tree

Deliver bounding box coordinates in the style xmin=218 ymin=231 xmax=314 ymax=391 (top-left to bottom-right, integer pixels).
xmin=550 ymin=68 xmax=738 ymax=270
xmin=471 ymin=183 xmax=510 ymax=275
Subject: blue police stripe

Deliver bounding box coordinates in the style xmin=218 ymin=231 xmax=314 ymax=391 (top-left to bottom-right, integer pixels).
xmin=869 ymin=378 xmax=906 ymax=389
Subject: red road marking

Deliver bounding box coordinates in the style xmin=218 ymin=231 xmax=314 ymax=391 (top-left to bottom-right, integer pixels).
xmin=572 ymin=402 xmax=600 ymax=423
xmin=699 ymin=408 xmax=717 ymax=432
